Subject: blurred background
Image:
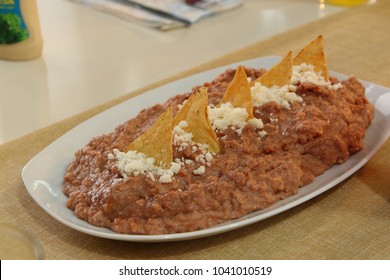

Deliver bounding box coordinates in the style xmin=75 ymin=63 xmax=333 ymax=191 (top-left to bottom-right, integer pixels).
xmin=0 ymin=0 xmax=360 ymax=144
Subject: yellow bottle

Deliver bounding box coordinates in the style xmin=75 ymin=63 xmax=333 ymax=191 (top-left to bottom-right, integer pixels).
xmin=0 ymin=0 xmax=43 ymax=61
xmin=325 ymin=0 xmax=368 ymax=6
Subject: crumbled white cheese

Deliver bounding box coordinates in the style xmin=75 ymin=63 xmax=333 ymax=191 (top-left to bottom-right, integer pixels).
xmin=193 ymin=166 xmax=205 ymax=175
xmin=251 ymin=83 xmax=303 ymax=110
xmin=208 ymin=102 xmax=265 ymax=136
xmin=205 ymin=152 xmax=213 ymax=162
xmin=291 ymin=63 xmax=342 ymax=90
xmin=107 ymin=153 xmax=115 ymax=160
xmin=208 ymin=102 xmax=248 ymax=134
xmin=258 ymin=130 xmax=268 ymax=138
xmin=159 ymin=173 xmax=173 ymax=183
xmin=248 ymin=118 xmax=264 ymax=129
xmin=269 ymin=113 xmax=278 ymax=123
xmin=108 ymin=149 xmax=181 ymax=184
xmin=172 ymin=121 xmax=217 ymax=177
xmin=170 ymin=162 xmax=181 ymax=174
xmin=173 ymin=120 xmax=193 ymax=144
xmin=147 ymin=172 xmax=156 ymax=182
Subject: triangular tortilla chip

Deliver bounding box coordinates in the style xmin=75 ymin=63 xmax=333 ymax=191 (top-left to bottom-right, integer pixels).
xmin=218 ymin=66 xmax=254 ymax=119
xmin=251 ymin=51 xmax=293 ymax=87
xmin=293 ymin=35 xmax=329 ymax=80
xmin=125 ymin=108 xmax=173 ymax=168
xmin=173 ymin=87 xmax=220 ymax=153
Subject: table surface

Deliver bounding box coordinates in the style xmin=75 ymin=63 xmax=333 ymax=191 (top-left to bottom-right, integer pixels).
xmin=1 ymin=0 xmax=390 ymax=260
xmin=0 ymin=0 xmax=345 ymax=144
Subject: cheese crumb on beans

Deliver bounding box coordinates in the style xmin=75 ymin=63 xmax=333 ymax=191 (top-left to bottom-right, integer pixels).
xmin=110 ymin=120 xmax=216 ymax=183
xmin=208 ymin=102 xmax=264 ymax=135
xmin=108 ymin=149 xmax=180 ymax=183
xmin=291 ymin=63 xmax=342 ymax=90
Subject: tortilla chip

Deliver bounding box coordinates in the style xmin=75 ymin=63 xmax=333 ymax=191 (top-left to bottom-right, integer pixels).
xmin=218 ymin=65 xmax=254 ymax=119
xmin=125 ymin=108 xmax=173 ymax=168
xmin=293 ymin=35 xmax=329 ymax=80
xmin=173 ymin=87 xmax=220 ymax=153
xmin=251 ymin=51 xmax=293 ymax=87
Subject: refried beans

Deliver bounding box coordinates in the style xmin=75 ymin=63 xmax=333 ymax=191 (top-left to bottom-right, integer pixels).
xmin=63 ymin=67 xmax=374 ymax=235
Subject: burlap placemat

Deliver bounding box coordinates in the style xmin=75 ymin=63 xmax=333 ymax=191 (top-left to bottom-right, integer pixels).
xmin=1 ymin=0 xmax=389 ymax=259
